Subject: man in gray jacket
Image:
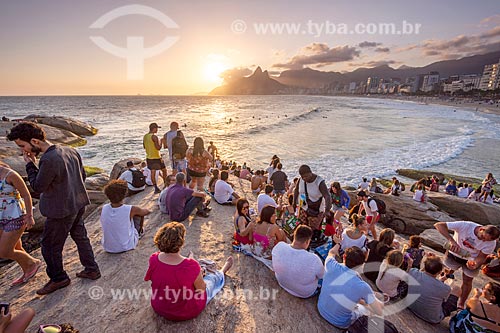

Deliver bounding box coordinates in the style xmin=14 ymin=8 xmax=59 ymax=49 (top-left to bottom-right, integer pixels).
xmin=8 ymin=122 xmax=100 ymax=295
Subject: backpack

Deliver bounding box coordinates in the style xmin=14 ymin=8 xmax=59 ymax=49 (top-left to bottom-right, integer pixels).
xmin=172 ymin=137 xmax=188 ymax=159
xmin=130 ymin=169 xmax=146 ymax=188
xmin=368 ymin=197 xmax=386 ymax=214
xmin=348 ymin=315 xmax=399 ymax=333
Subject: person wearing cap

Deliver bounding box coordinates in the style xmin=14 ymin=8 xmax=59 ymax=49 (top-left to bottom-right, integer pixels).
xmin=163 ymin=122 xmax=179 ymax=173
xmin=118 ymin=161 xmax=146 ymax=195
xmin=143 ymin=123 xmax=167 ymax=193
xmin=356 ymin=190 xmax=380 ymax=239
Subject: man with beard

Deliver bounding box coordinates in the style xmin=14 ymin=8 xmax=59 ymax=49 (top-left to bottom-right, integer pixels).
xmin=7 ymin=122 xmax=100 ymax=295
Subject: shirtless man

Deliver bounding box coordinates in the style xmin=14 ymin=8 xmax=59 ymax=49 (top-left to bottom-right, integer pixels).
xmin=251 ymin=170 xmax=264 ymax=194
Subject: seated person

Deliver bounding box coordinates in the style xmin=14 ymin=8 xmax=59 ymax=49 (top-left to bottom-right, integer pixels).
xmin=446 ymin=180 xmax=458 ymax=195
xmin=158 ymin=175 xmax=176 ymax=214
xmin=233 ymin=199 xmax=254 ymax=245
xmin=272 ymin=225 xmax=324 ymax=298
xmin=100 ymin=180 xmax=151 ymax=253
xmin=358 ymin=177 xmax=369 ymax=192
xmin=214 ymin=171 xmax=240 ymax=205
xmin=376 ymin=250 xmax=412 ymax=301
xmin=384 ymin=178 xmax=401 ymax=196
xmin=251 ymin=205 xmax=287 ymax=258
xmin=406 ymin=254 xmax=461 ymax=324
xmin=329 ymin=181 xmax=350 ymax=224
xmin=317 ymin=245 xmax=383 ymax=329
xmin=482 ymin=248 xmax=500 ymax=279
xmin=402 ymin=235 xmax=425 ymax=269
xmin=364 ymin=228 xmax=397 ymax=283
xmin=250 ymin=170 xmax=264 ymax=194
xmin=118 ymin=161 xmax=146 ymax=195
xmin=450 ymin=282 xmax=500 ymax=332
xmin=485 ymin=190 xmax=495 ymax=205
xmin=141 ymin=161 xmax=156 ymax=186
xmin=0 ymin=306 xmax=35 ymax=333
xmin=166 ymin=173 xmax=209 ymax=220
xmin=208 ymin=169 xmax=219 ymax=195
xmin=468 ymin=186 xmax=483 ymax=201
xmin=257 ymin=185 xmax=278 ymax=214
xmin=429 ymin=175 xmax=440 ymax=192
xmin=336 ymin=214 xmax=368 ymax=255
xmin=457 ymin=183 xmax=470 ymax=198
xmin=412 ymin=184 xmax=427 ymax=203
xmin=144 ymin=222 xmax=233 ymax=321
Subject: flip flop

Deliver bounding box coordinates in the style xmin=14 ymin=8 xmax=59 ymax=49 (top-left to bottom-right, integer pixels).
xmin=22 ymin=260 xmax=42 ymax=283
xmin=11 ymin=274 xmax=26 ymax=286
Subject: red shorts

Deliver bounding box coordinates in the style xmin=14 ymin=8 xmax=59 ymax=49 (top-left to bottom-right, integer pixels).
xmin=366 ymin=215 xmax=379 ymax=224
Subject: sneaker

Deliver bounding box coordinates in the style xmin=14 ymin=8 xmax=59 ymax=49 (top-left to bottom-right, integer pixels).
xmin=76 ymin=270 xmax=101 ymax=280
xmin=36 ymin=278 xmax=71 ymax=295
xmin=154 ymin=186 xmax=161 ymax=194
xmin=196 ymin=210 xmax=210 ymax=218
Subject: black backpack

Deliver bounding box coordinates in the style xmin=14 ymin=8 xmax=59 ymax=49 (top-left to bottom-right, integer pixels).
xmin=130 ymin=169 xmax=146 ymax=188
xmin=348 ymin=315 xmax=399 ymax=333
xmin=172 ymin=137 xmax=188 ymax=159
xmin=368 ymin=197 xmax=386 ymax=214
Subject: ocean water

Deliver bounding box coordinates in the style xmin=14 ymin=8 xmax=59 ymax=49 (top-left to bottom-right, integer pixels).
xmin=1 ymin=95 xmax=499 ymax=187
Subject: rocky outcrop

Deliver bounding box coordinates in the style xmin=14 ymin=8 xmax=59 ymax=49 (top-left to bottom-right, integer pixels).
xmin=426 ymin=192 xmax=500 ymax=226
xmin=110 ymin=158 xmax=144 ymax=179
xmin=419 ymin=229 xmax=448 ymax=252
xmin=209 ymin=67 xmax=288 ymax=95
xmin=85 ymin=173 xmax=110 ymax=191
xmin=24 ymin=115 xmax=98 ymax=136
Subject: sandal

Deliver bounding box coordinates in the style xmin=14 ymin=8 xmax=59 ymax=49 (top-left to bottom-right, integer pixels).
xmin=22 ymin=260 xmax=42 ymax=283
xmin=11 ymin=274 xmax=26 ymax=286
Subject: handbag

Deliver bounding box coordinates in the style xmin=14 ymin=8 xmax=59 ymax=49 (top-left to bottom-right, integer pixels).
xmin=304 ymin=181 xmax=322 ymax=217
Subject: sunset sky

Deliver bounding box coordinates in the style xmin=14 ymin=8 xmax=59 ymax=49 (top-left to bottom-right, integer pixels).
xmin=1 ymin=0 xmax=499 ymax=95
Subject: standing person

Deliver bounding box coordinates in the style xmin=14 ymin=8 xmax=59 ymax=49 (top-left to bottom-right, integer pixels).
xmin=207 ymin=141 xmax=218 ymax=166
xmin=143 ymin=123 xmax=167 ymax=193
xmin=434 ymin=221 xmax=499 ymax=309
xmin=0 ymin=162 xmax=42 ymax=286
xmin=480 ymin=173 xmax=497 ymax=203
xmin=7 ymin=122 xmax=101 ymax=295
xmin=293 ymin=165 xmax=332 ymax=243
xmin=270 ymin=163 xmax=288 ymax=197
xmin=163 ymin=121 xmax=179 ymax=173
xmin=186 ymin=137 xmax=213 ymax=191
xmin=171 ymin=130 xmax=188 ymax=175
xmin=356 ymin=190 xmax=380 ymax=240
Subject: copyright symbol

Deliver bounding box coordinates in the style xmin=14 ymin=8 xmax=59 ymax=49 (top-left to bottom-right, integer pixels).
xmin=88 ymin=286 xmax=104 ymax=300
xmin=231 ymin=19 xmax=247 ymax=34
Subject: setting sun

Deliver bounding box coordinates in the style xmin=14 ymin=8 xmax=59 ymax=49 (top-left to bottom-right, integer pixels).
xmin=203 ymin=62 xmax=229 ymax=83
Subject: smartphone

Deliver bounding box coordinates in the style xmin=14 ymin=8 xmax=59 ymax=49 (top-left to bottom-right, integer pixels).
xmin=0 ymin=302 xmax=9 ymax=315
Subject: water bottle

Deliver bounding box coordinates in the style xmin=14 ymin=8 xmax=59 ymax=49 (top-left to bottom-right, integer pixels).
xmin=443 ymin=241 xmax=470 ymax=258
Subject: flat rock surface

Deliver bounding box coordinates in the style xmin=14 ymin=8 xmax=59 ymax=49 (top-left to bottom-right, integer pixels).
xmin=1 ymin=176 xmax=496 ymax=333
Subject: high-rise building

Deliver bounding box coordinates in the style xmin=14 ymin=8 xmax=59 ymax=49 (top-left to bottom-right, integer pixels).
xmin=479 ymin=59 xmax=500 ymax=91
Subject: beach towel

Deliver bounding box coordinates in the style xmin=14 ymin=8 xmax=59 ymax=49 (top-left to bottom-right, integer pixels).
xmin=232 ymin=244 xmax=274 ymax=271
xmin=314 ymin=237 xmax=333 ymax=262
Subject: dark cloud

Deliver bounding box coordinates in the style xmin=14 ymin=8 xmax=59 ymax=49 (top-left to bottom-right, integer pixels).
xmin=424 ymin=50 xmax=441 ymax=56
xmin=374 ymin=47 xmax=390 ymax=53
xmin=272 ymin=43 xmax=360 ymax=69
xmin=219 ymin=67 xmax=252 ymax=83
xmin=358 ymin=41 xmax=382 ymax=48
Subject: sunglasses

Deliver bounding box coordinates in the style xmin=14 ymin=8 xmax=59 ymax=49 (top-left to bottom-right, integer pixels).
xmin=38 ymin=325 xmax=62 ymax=333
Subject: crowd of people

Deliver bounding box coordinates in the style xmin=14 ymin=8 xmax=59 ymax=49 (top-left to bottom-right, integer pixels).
xmin=1 ymin=121 xmax=499 ymax=332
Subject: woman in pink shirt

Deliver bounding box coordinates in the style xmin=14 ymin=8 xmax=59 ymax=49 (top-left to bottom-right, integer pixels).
xmin=145 ymin=222 xmax=233 ymax=321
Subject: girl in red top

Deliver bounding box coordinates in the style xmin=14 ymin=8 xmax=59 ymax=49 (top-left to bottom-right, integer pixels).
xmin=145 ymin=222 xmax=233 ymax=321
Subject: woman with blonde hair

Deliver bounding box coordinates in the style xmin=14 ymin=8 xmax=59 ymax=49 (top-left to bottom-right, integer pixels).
xmin=376 ymin=250 xmax=412 ymax=300
xmin=0 ymin=162 xmax=41 ymax=285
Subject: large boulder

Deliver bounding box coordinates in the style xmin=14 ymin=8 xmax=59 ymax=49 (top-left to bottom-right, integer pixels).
xmin=346 ymin=191 xmax=454 ymax=235
xmin=110 ymin=158 xmax=144 ymax=180
xmin=85 ymin=173 xmax=110 ymax=191
xmin=24 ymin=115 xmax=98 ymax=136
xmin=419 ymin=228 xmax=448 ymax=252
xmin=427 ymin=192 xmax=500 ymax=226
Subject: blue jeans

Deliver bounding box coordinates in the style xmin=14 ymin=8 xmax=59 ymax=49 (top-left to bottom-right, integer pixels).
xmin=41 ymin=207 xmax=99 ymax=282
xmin=176 ymin=196 xmax=203 ymax=221
xmin=204 ymin=271 xmax=225 ymax=304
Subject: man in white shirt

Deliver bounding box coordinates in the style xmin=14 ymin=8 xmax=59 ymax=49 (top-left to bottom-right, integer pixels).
xmin=214 ymin=171 xmax=240 ymax=205
xmin=257 ymin=185 xmax=278 ymax=214
xmin=435 ymin=221 xmax=499 ymax=309
xmin=118 ymin=161 xmax=146 ymax=195
xmin=358 ymin=177 xmax=369 ymax=191
xmin=457 ymin=184 xmax=469 ymax=198
xmin=272 ymin=225 xmax=324 ymax=298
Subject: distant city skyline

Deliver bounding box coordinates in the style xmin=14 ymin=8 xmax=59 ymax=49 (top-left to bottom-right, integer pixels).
xmin=1 ymin=0 xmax=500 ymax=95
